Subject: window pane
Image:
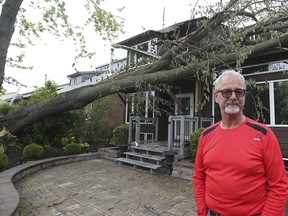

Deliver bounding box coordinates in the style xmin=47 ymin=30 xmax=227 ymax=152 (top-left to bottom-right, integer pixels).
xmin=274 ymin=81 xmax=288 ymax=124
xmin=126 ymin=94 xmax=134 ymax=122
xmin=147 ymin=91 xmax=155 ymax=118
xmin=271 ymin=61 xmax=288 ymax=71
xmin=244 ymin=83 xmax=270 ymax=124
xmin=125 ymin=91 xmax=155 ymax=121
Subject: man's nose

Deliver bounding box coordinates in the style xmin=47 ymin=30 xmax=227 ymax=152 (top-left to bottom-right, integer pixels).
xmin=229 ymin=91 xmax=238 ymax=99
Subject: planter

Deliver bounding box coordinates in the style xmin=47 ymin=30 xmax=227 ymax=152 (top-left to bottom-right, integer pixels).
xmin=163 ymin=151 xmax=178 ymax=174
xmin=118 ymin=144 xmax=129 ymax=153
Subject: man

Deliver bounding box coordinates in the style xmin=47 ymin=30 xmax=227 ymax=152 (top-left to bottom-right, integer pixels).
xmin=193 ymin=70 xmax=288 ymax=216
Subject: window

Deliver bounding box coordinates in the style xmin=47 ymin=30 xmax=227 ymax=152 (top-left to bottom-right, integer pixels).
xmin=245 ymin=80 xmax=288 ymax=126
xmin=128 ymin=38 xmax=158 ymax=67
xmin=245 ymin=82 xmax=270 ymax=124
xmin=270 ymin=61 xmax=288 ymax=71
xmin=125 ymin=91 xmax=155 ymax=123
xmin=174 ymin=93 xmax=194 ymax=116
xmin=274 ymin=80 xmax=288 ymax=124
xmin=241 ymin=59 xmax=288 ymax=126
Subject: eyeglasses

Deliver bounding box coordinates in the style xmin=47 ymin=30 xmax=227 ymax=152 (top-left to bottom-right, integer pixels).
xmin=216 ymin=89 xmax=246 ymax=98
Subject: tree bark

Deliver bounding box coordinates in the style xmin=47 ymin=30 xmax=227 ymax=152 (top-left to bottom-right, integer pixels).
xmin=0 ymin=0 xmax=23 ymax=87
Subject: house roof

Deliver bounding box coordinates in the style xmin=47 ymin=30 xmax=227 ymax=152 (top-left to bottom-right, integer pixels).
xmin=114 ymin=30 xmax=162 ymax=47
xmin=67 ymin=71 xmax=99 ymax=78
xmin=114 ymin=18 xmax=206 ymax=47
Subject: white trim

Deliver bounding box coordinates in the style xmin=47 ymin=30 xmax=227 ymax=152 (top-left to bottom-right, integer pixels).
xmin=242 ymin=59 xmax=288 ymax=77
xmin=243 ymin=69 xmax=288 ymax=77
xmin=269 ymin=81 xmax=275 ymax=125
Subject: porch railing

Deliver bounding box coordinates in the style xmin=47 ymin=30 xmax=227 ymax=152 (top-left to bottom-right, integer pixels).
xmin=128 ymin=116 xmax=159 ymax=144
xmin=167 ymin=116 xmax=214 ymax=160
xmin=168 ymin=116 xmax=199 ymax=160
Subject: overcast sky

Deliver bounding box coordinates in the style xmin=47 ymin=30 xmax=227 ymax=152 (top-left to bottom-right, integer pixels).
xmin=4 ymin=0 xmax=215 ymax=94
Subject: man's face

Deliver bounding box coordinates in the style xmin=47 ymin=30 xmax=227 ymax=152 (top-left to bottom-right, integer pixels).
xmin=214 ymin=76 xmax=246 ymax=115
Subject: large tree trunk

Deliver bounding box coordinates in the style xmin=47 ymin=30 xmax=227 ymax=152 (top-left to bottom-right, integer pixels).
xmin=1 ymin=30 xmax=288 ymax=135
xmin=0 ymin=0 xmax=23 ymax=87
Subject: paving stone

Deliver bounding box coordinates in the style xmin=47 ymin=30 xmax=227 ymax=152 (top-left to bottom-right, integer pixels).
xmin=15 ymin=159 xmax=196 ymax=215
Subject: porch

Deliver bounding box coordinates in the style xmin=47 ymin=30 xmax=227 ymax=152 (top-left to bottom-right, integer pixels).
xmin=115 ymin=115 xmax=213 ymax=174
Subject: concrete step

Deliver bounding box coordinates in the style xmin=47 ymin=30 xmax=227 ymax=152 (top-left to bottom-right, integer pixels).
xmin=131 ymin=145 xmax=167 ymax=156
xmin=116 ymin=157 xmax=162 ymax=174
xmin=124 ymin=152 xmax=165 ymax=161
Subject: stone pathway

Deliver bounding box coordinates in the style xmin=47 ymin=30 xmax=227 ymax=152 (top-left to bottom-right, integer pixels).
xmin=15 ymin=159 xmax=197 ymax=216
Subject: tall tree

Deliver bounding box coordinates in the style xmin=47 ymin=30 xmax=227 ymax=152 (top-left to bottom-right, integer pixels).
xmin=1 ymin=0 xmax=288 ymax=135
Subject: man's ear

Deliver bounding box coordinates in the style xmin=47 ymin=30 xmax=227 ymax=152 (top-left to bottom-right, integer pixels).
xmin=214 ymin=93 xmax=219 ymax=103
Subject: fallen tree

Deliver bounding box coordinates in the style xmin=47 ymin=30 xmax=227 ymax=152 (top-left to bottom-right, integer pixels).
xmin=1 ymin=0 xmax=288 ymax=134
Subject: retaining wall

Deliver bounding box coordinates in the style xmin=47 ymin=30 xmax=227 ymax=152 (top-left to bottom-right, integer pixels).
xmin=0 ymin=152 xmax=101 ymax=216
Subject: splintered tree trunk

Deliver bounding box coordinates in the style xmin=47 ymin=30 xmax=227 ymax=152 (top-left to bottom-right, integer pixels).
xmin=2 ymin=30 xmax=288 ymax=135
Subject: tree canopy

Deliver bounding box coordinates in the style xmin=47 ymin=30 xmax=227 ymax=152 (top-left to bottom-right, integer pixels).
xmin=1 ymin=0 xmax=124 ymax=88
xmin=1 ymin=0 xmax=288 ymax=135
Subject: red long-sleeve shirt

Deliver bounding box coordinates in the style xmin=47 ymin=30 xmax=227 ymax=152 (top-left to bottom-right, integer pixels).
xmin=193 ymin=117 xmax=288 ymax=216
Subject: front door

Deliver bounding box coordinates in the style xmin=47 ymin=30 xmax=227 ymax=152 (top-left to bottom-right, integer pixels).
xmin=174 ymin=93 xmax=194 ymax=139
xmin=174 ymin=93 xmax=194 ymax=116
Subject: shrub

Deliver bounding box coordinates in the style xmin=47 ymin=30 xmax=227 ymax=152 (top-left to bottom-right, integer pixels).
xmin=0 ymin=144 xmax=6 ymax=154
xmin=22 ymin=143 xmax=44 ymax=161
xmin=190 ymin=127 xmax=205 ymax=161
xmin=0 ymin=152 xmax=8 ymax=169
xmin=43 ymin=144 xmax=58 ymax=157
xmin=63 ymin=143 xmax=81 ymax=155
xmin=112 ymin=124 xmax=129 ymax=145
xmin=0 ymin=102 xmax=16 ymax=116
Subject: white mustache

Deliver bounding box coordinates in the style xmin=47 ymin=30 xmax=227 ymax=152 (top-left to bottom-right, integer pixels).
xmin=225 ymin=101 xmax=240 ymax=106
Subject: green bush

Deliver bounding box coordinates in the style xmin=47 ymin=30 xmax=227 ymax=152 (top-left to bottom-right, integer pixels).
xmin=22 ymin=143 xmax=44 ymax=161
xmin=190 ymin=127 xmax=205 ymax=161
xmin=112 ymin=124 xmax=129 ymax=145
xmin=0 ymin=152 xmax=8 ymax=169
xmin=0 ymin=102 xmax=16 ymax=116
xmin=63 ymin=143 xmax=81 ymax=155
xmin=0 ymin=144 xmax=6 ymax=154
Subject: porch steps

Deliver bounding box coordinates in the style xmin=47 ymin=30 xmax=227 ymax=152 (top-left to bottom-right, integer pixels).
xmin=116 ymin=143 xmax=168 ymax=174
xmin=124 ymin=152 xmax=165 ymax=165
xmin=116 ymin=158 xmax=162 ymax=174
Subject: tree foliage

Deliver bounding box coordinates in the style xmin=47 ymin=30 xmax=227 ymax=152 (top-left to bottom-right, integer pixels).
xmin=19 ymin=80 xmax=58 ymax=105
xmin=84 ymin=96 xmax=114 ymax=144
xmin=17 ymin=80 xmax=85 ymax=145
xmin=0 ymin=0 xmax=288 ymax=135
xmin=1 ymin=0 xmax=124 ymax=89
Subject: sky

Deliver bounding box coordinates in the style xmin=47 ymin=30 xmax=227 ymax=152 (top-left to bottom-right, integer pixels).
xmin=3 ymin=0 xmax=216 ymax=94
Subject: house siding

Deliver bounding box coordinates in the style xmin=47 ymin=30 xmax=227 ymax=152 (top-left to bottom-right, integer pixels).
xmin=106 ymin=94 xmax=126 ymax=127
xmin=271 ymin=127 xmax=288 ymax=158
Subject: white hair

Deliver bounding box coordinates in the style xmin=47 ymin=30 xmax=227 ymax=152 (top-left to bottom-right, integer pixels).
xmin=213 ymin=70 xmax=246 ymax=91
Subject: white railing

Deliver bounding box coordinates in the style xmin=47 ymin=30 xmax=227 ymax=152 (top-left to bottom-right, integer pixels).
xmin=168 ymin=116 xmax=199 ymax=160
xmin=168 ymin=116 xmax=214 ymax=160
xmin=128 ymin=116 xmax=159 ymax=144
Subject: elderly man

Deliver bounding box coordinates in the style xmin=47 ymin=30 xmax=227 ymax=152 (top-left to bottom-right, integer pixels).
xmin=193 ymin=70 xmax=288 ymax=216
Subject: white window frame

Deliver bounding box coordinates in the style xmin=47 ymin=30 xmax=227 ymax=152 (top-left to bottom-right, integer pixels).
xmin=125 ymin=91 xmax=155 ymax=124
xmin=254 ymin=79 xmax=288 ymax=127
xmin=174 ymin=93 xmax=194 ymax=116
